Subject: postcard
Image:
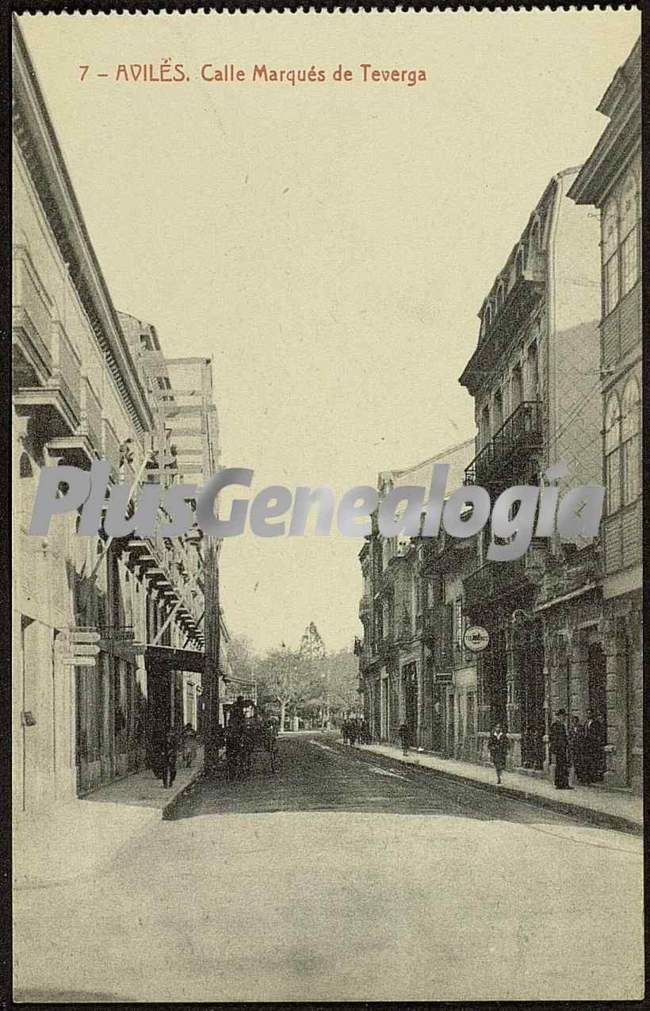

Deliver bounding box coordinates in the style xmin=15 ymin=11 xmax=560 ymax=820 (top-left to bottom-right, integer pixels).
xmin=11 ymin=5 xmax=643 ymax=1003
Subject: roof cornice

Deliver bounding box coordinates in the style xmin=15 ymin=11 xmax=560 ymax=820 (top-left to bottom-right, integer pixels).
xmin=12 ymin=20 xmax=153 ymax=434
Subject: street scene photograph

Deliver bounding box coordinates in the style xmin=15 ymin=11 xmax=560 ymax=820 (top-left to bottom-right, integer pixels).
xmin=10 ymin=6 xmax=643 ymax=1004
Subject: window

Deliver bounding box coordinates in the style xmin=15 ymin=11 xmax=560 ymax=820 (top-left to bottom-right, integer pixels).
xmin=604 ymin=394 xmax=621 ymax=515
xmin=493 ymin=389 xmax=503 ymax=433
xmin=511 ymin=364 xmax=523 ymax=412
xmin=530 ymin=217 xmax=542 ymax=251
xmin=620 ymin=229 xmax=638 ymax=297
xmin=525 ymin=342 xmax=538 ymax=400
xmin=480 ymin=404 xmax=491 ymax=449
xmin=515 ymin=245 xmax=526 ymax=277
xmin=602 ymin=202 xmax=619 ymax=315
xmin=496 ymin=281 xmax=505 ymax=312
xmin=454 ymin=597 xmax=463 ymax=655
xmin=602 ymin=174 xmax=640 ymax=314
xmin=621 ymin=379 xmax=640 ymax=504
xmin=484 ymin=303 xmax=492 ymax=330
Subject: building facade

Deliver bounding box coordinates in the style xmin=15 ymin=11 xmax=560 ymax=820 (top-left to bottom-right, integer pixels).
xmin=568 ymin=39 xmax=642 ymax=791
xmin=12 ymin=22 xmax=223 ymax=817
xmin=358 ymin=439 xmax=478 ymax=759
xmin=459 ymin=169 xmax=604 ymax=773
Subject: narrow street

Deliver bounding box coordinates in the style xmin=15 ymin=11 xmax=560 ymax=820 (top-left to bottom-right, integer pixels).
xmin=14 ymin=733 xmax=643 ymax=1003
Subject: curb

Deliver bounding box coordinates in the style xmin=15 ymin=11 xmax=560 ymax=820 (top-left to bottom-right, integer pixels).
xmin=161 ymin=761 xmax=205 ymax=821
xmin=351 ymin=744 xmax=643 ymax=837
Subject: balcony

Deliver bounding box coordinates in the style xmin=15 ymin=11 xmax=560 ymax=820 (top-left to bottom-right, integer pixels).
xmin=102 ymin=418 xmax=121 ymax=475
xmin=12 ymin=246 xmax=53 ymax=387
xmin=13 ymin=320 xmax=83 ymax=438
xmin=465 ymin=401 xmax=543 ymax=490
xmin=79 ymin=378 xmax=103 ymax=456
xmin=463 ymin=555 xmax=536 ymax=612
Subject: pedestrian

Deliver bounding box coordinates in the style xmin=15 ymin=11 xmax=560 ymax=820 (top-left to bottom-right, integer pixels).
xmin=549 ymin=709 xmax=572 ymax=790
xmin=341 ymin=719 xmax=350 ymax=745
xmin=348 ymin=721 xmax=357 ymax=747
xmin=568 ymin=714 xmax=587 ymax=785
xmin=397 ymin=722 xmax=410 ymax=756
xmin=181 ymin=722 xmax=197 ymax=768
xmin=487 ymin=722 xmax=510 ymax=784
xmin=160 ymin=727 xmax=178 ymax=789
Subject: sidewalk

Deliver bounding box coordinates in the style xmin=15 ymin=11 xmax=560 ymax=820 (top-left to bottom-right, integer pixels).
xmin=13 ymin=749 xmax=204 ymax=890
xmin=355 ymin=742 xmax=643 ymax=835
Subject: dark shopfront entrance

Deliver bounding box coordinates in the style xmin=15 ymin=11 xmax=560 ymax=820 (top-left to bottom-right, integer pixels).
xmin=403 ymin=662 xmax=418 ymax=743
xmin=517 ymin=621 xmax=546 ymax=770
xmin=144 ymin=645 xmax=205 ymax=767
xmin=587 ymin=641 xmax=607 ymax=722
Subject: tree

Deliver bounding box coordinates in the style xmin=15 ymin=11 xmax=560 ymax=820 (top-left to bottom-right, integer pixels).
xmin=255 ymin=647 xmax=306 ymax=732
xmin=225 ymin=634 xmax=256 ymax=681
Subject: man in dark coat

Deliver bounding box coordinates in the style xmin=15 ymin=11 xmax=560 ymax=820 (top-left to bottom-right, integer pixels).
xmin=398 ymin=722 xmax=411 ymax=756
xmin=487 ymin=722 xmax=510 ymax=784
xmin=549 ymin=709 xmax=572 ymax=789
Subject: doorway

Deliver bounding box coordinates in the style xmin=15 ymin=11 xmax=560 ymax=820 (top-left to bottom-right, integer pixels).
xmin=587 ymin=641 xmax=607 ymax=725
xmin=403 ymin=662 xmax=418 ymax=743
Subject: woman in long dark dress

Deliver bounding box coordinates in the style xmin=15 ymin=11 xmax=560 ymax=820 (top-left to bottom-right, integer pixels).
xmin=487 ymin=723 xmax=510 ymax=784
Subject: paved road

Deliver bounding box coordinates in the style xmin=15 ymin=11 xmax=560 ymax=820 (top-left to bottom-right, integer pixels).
xmin=14 ymin=732 xmax=644 ymax=1003
xmin=174 ymin=731 xmax=597 ymax=823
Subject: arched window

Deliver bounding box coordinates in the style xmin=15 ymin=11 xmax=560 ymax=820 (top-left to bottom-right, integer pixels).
xmin=484 ymin=302 xmax=492 ymax=331
xmin=495 ymin=281 xmax=505 ymax=312
xmin=621 ymin=379 xmax=640 ymax=504
xmin=620 ymin=173 xmax=640 ymax=297
xmin=515 ymin=245 xmax=527 ymax=277
xmin=492 ymin=389 xmax=503 ymax=434
xmin=511 ymin=364 xmax=523 ymax=412
xmin=530 ymin=217 xmax=542 ymax=252
xmin=480 ymin=403 xmax=491 ymax=449
xmin=525 ymin=342 xmax=538 ymax=400
xmin=604 ymin=394 xmax=621 ymax=515
xmin=602 ymin=199 xmax=619 ymax=315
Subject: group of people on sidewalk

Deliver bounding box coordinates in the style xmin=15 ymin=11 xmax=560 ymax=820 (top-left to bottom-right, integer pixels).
xmin=341 ymin=718 xmax=371 ymax=745
xmin=487 ymin=708 xmax=606 ymax=789
xmin=549 ymin=708 xmax=606 ymax=789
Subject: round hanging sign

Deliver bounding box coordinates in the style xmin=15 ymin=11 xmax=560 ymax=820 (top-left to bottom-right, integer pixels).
xmin=463 ymin=625 xmax=490 ymax=653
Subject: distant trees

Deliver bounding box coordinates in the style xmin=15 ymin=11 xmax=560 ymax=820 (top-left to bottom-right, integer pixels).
xmin=255 ymin=646 xmax=305 ymax=733
xmin=232 ymin=623 xmax=361 ymax=731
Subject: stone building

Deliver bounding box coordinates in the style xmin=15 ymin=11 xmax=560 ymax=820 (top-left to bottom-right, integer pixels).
xmin=358 ymin=439 xmax=476 ymax=756
xmin=568 ymin=39 xmax=642 ymax=791
xmin=459 ymin=168 xmax=603 ymax=773
xmin=12 ymin=22 xmax=223 ymax=817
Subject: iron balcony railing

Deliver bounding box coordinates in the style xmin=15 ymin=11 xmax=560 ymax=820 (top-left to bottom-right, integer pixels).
xmin=463 ymin=555 xmax=532 ymax=611
xmin=465 ymin=400 xmax=543 ymax=488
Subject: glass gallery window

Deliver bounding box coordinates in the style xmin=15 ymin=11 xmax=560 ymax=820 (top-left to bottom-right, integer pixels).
xmin=602 ymin=170 xmax=640 ymax=316
xmin=621 ymin=378 xmax=641 ymax=504
xmin=604 ymin=393 xmax=621 ymax=515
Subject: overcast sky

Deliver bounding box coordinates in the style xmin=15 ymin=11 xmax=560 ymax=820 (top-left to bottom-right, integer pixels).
xmin=20 ymin=10 xmax=640 ymax=654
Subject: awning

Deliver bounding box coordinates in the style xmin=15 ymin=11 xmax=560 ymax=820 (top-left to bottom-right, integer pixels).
xmin=145 ymin=644 xmax=205 ymax=673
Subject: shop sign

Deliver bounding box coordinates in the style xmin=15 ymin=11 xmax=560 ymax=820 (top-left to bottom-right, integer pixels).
xmin=463 ymin=625 xmax=490 ymax=653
